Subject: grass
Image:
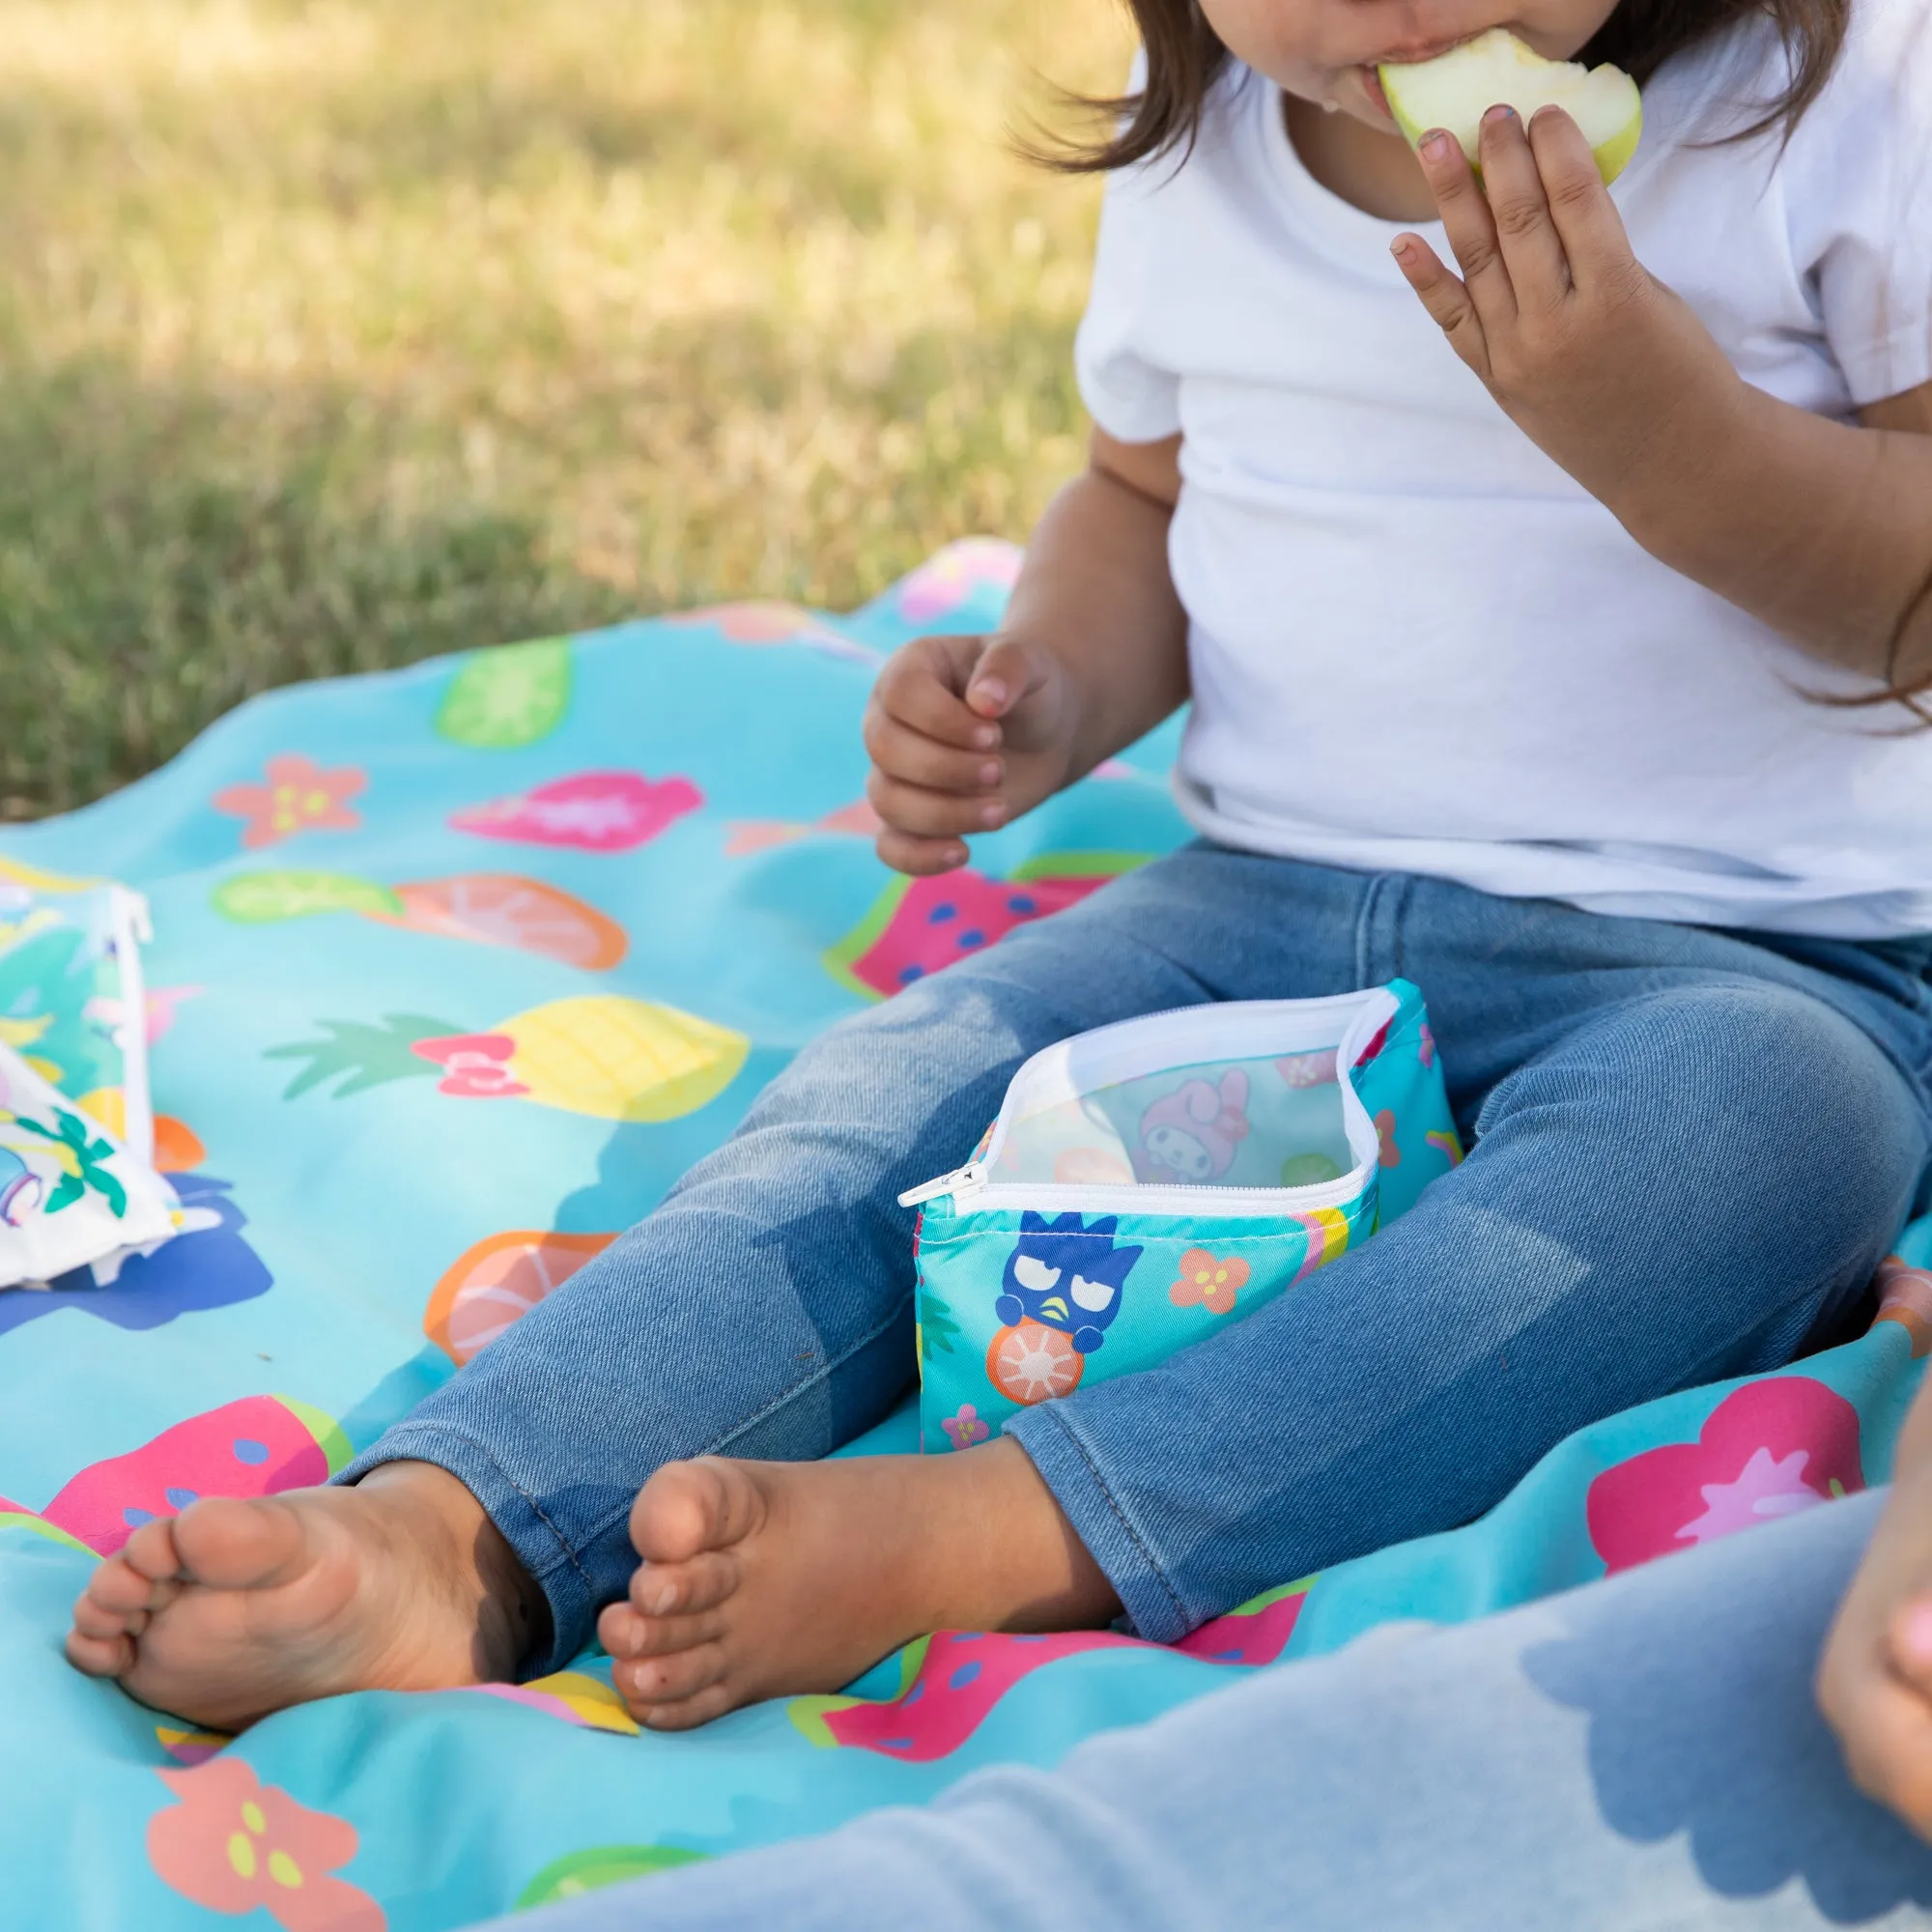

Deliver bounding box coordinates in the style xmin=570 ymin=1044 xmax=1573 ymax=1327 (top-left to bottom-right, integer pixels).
xmin=0 ymin=0 xmax=1128 ymax=819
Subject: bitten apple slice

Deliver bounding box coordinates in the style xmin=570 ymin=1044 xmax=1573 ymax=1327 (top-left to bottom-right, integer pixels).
xmin=1379 ymin=29 xmax=1642 ymax=185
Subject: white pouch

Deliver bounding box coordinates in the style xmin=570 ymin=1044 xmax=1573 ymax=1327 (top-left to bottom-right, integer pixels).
xmin=0 ymin=1040 xmax=180 ymax=1290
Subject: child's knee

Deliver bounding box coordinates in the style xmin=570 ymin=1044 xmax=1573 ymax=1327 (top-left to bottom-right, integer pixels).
xmin=1485 ymin=981 xmax=1926 ymax=1259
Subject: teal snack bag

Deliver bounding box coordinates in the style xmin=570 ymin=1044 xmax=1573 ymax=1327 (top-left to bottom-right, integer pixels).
xmin=903 ymin=981 xmax=1460 ymax=1452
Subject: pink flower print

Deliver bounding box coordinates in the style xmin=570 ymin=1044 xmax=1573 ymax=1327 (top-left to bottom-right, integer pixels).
xmin=1587 ymin=1377 xmax=1863 ymax=1576
xmin=1375 ymin=1108 xmax=1401 ymax=1167
xmin=1671 ymin=1445 xmax=1833 ymax=1547
xmin=1276 ymin=1050 xmax=1338 ymax=1089
xmin=941 ymin=1404 xmax=990 ymax=1451
xmin=147 ymin=1758 xmax=385 ymax=1931
xmin=1418 ymin=1024 xmax=1436 ymax=1070
xmin=411 ymin=1032 xmax=528 ymax=1098
xmin=213 ymin=756 xmax=366 ymax=851
xmin=1169 ymin=1247 xmax=1252 ymax=1316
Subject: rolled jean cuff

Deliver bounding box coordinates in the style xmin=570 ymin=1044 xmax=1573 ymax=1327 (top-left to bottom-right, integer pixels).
xmin=1005 ymin=1401 xmax=1194 ymax=1645
xmin=334 ymin=1422 xmax=599 ymax=1678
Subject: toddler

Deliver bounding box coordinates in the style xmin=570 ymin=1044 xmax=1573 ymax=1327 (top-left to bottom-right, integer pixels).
xmin=68 ymin=0 xmax=1932 ymax=1732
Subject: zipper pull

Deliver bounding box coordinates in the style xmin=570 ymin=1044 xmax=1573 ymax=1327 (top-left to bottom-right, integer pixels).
xmin=897 ymin=1161 xmax=987 ymax=1209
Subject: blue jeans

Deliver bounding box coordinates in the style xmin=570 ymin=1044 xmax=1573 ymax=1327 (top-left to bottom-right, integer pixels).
xmin=343 ymin=849 xmax=1932 ymax=1668
xmin=494 ymin=1491 xmax=1932 ymax=1930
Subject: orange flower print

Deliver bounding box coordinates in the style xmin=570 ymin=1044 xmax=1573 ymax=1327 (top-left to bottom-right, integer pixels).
xmin=148 ymin=1758 xmax=385 ymax=1931
xmin=213 ymin=755 xmax=366 ymax=850
xmin=1376 ymin=1108 xmax=1402 ymax=1167
xmin=1169 ymin=1248 xmax=1251 ymax=1316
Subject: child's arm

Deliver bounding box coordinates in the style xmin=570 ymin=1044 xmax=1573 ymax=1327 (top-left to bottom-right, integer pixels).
xmin=1393 ymin=108 xmax=1932 ymax=688
xmin=864 ymin=429 xmax=1189 ymax=876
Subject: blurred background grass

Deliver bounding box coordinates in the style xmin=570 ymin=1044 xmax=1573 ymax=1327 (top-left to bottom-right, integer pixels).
xmin=0 ymin=0 xmax=1126 ymax=819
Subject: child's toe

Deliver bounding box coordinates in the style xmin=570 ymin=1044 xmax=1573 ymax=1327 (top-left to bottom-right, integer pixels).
xmin=119 ymin=1516 xmax=188 ymax=1584
xmin=89 ymin=1555 xmax=156 ymax=1612
xmin=638 ymin=1680 xmax=740 ymax=1731
xmin=168 ymin=1494 xmax=309 ymax=1590
xmin=629 ymin=1548 xmax=737 ymax=1618
xmin=617 ymin=1639 xmax=727 ymax=1712
xmin=64 ymin=1628 xmax=133 ymax=1677
xmin=629 ymin=1458 xmax=764 ymax=1565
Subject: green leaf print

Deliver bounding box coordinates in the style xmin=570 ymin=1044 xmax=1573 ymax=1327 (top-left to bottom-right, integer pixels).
xmin=14 ymin=1107 xmax=128 ymax=1217
xmin=919 ymin=1293 xmax=961 ymax=1358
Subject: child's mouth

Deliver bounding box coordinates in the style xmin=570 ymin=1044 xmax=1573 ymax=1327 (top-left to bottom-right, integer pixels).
xmin=1360 ymin=66 xmax=1395 ymax=121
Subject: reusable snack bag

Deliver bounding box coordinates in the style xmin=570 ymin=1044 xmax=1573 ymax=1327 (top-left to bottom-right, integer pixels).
xmin=0 ymin=1039 xmax=180 ymax=1290
xmin=0 ymin=871 xmax=158 ymax=1163
xmin=904 ymin=980 xmax=1461 ymax=1451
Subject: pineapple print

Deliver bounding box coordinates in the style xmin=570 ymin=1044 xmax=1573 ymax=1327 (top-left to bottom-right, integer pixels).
xmin=268 ymin=997 xmax=750 ymax=1122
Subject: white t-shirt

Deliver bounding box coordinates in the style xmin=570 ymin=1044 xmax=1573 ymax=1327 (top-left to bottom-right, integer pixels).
xmin=1075 ymin=0 xmax=1932 ymax=936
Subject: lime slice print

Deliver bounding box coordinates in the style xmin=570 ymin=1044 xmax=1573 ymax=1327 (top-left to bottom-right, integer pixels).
xmin=437 ymin=638 xmax=573 ymax=749
xmin=213 ymin=871 xmax=403 ymax=923
xmin=515 ymin=1845 xmax=707 ymax=1908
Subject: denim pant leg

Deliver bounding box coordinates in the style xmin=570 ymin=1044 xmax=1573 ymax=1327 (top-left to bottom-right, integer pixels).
xmin=337 ymin=849 xmax=1377 ymax=1670
xmin=497 ymin=1492 xmax=1932 ymax=1932
xmin=1011 ymin=973 xmax=1932 ymax=1639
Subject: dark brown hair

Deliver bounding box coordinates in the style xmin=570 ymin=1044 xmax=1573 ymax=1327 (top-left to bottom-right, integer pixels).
xmin=1043 ymin=0 xmax=1848 ymax=175
xmin=1041 ymin=0 xmax=1932 ymax=717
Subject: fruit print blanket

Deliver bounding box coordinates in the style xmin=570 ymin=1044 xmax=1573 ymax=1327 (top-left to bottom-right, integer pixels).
xmin=0 ymin=536 xmax=1928 ymax=1930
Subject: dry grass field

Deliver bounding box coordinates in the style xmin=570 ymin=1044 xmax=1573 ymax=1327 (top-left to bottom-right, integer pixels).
xmin=0 ymin=0 xmax=1128 ymax=817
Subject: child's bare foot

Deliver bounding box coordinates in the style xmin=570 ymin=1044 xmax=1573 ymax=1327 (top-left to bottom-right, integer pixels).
xmin=596 ymin=1438 xmax=1119 ymax=1729
xmin=64 ymin=1462 xmax=546 ymax=1729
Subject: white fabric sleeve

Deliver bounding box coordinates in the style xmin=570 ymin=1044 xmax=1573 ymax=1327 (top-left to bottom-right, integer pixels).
xmin=1072 ymin=51 xmax=1184 ymax=445
xmin=1783 ymin=0 xmax=1932 ymax=407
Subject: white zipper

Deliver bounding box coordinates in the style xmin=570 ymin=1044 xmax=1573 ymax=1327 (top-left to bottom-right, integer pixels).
xmin=898 ymin=989 xmax=1400 ymax=1217
xmin=899 ymin=1165 xmax=1374 ymax=1216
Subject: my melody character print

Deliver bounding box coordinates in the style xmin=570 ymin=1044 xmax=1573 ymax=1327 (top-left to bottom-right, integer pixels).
xmin=906 ymin=982 xmax=1463 ymax=1451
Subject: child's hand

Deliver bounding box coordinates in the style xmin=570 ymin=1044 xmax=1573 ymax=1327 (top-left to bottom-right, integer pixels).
xmin=863 ymin=633 xmax=1076 ymax=876
xmin=1391 ymin=105 xmax=1744 ymax=509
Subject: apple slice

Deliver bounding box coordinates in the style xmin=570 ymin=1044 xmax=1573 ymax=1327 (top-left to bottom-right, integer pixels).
xmin=1379 ymin=29 xmax=1642 ymax=185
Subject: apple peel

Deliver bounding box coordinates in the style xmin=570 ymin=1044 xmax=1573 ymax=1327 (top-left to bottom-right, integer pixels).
xmin=1379 ymin=29 xmax=1642 ymax=185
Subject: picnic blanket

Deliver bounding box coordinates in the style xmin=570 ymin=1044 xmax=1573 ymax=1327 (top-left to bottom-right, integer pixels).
xmin=1 ymin=537 xmax=1927 ymax=1930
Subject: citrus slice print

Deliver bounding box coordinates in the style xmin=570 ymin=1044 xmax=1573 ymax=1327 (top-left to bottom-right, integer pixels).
xmin=376 ymin=875 xmax=626 ymax=970
xmin=436 ymin=638 xmax=572 ymax=749
xmin=424 ymin=1231 xmax=619 ymax=1364
xmin=986 ymin=1321 xmax=1085 ymax=1406
xmin=213 ymin=869 xmax=628 ymax=970
xmin=515 ymin=1845 xmax=707 ymax=1909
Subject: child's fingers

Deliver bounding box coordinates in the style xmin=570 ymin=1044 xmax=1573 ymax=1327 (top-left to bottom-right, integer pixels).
xmin=862 ymin=704 xmax=1002 ymax=797
xmin=1527 ymin=106 xmax=1642 ymax=295
xmin=874 ymin=827 xmax=970 ymax=877
xmin=866 ymin=768 xmax=1006 ymax=841
xmin=964 ymin=636 xmax=1051 ymax=722
xmin=1416 ymin=128 xmax=1516 ymax=327
xmin=872 ymin=638 xmax=1003 ymax=752
xmin=1391 ymin=235 xmax=1491 ymax=377
xmin=1476 ymin=106 xmax=1572 ymax=308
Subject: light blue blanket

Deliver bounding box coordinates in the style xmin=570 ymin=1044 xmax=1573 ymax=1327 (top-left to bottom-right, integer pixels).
xmin=2 ymin=540 xmax=1925 ymax=1928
